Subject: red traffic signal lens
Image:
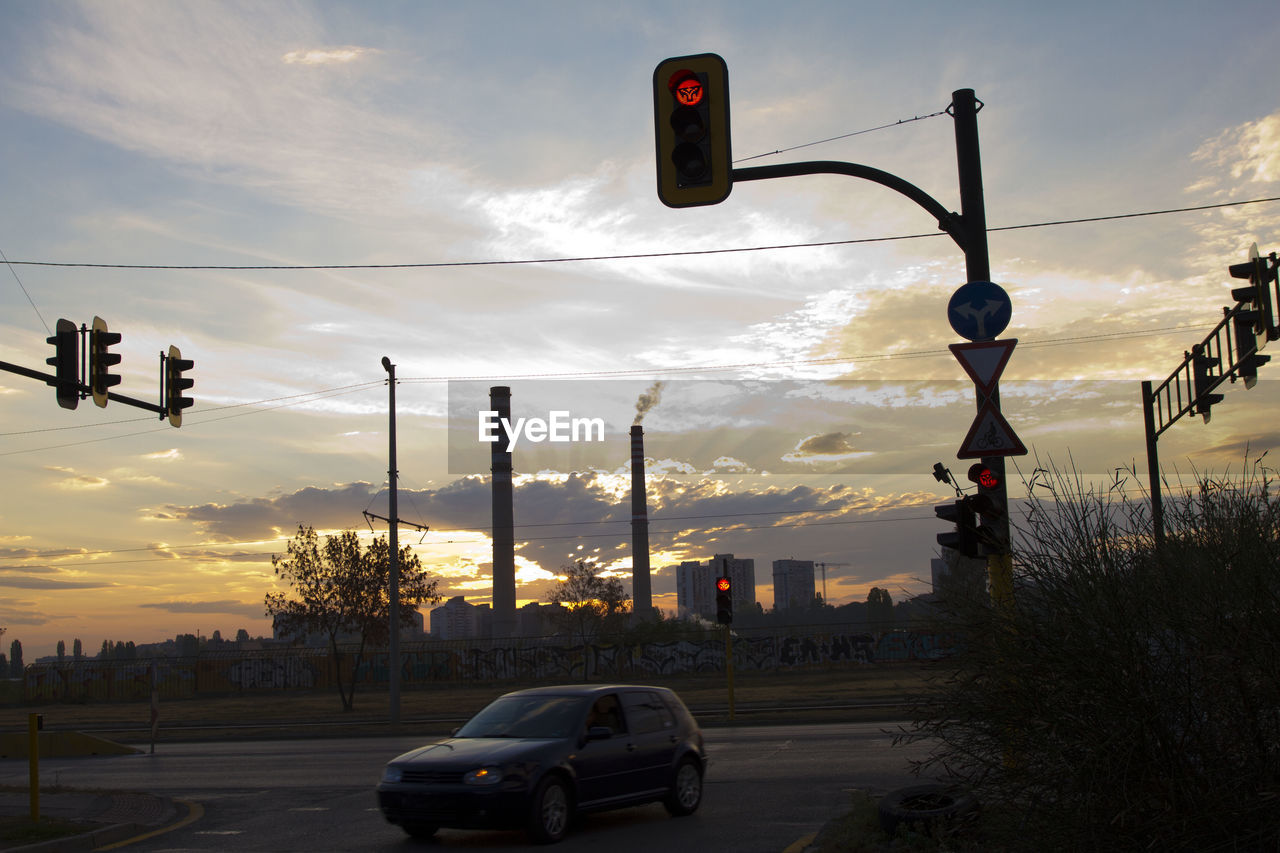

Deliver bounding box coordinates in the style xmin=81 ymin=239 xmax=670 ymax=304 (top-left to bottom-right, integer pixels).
xmin=716 ymin=576 xmax=731 ymax=592
xmin=968 ymin=463 xmax=999 ymax=489
xmin=669 ymin=71 xmax=704 ymax=106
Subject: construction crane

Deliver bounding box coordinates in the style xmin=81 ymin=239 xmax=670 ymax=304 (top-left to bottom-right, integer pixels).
xmin=814 ymin=562 xmax=849 ymax=605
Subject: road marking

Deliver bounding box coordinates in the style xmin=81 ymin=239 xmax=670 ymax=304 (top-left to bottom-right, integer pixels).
xmin=97 ymin=798 xmax=204 ymax=851
xmin=196 ymin=830 xmax=245 ymax=835
xmin=783 ymin=832 xmax=817 ymax=853
xmin=288 ymin=807 xmax=329 ymax=811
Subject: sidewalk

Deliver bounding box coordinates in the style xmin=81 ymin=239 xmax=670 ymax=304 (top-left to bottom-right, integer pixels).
xmin=0 ymin=790 xmax=181 ymax=852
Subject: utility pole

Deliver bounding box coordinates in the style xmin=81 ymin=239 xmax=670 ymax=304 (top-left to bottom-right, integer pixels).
xmin=381 ymin=356 xmax=401 ymax=727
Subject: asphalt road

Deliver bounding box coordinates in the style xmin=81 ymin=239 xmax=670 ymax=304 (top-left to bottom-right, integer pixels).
xmin=0 ymin=722 xmax=932 ymax=852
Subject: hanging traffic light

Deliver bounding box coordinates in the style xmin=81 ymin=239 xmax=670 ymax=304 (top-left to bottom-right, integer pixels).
xmin=165 ymin=345 xmax=194 ymax=427
xmin=89 ymin=316 xmax=122 ymax=408
xmin=1190 ymin=344 xmax=1224 ymax=423
xmin=1229 ymin=246 xmax=1277 ymax=344
xmin=1233 ymin=311 xmax=1271 ymax=390
xmin=45 ymin=318 xmax=80 ymax=410
xmin=715 ymin=575 xmax=733 ymax=625
xmin=653 ymin=53 xmax=732 ymax=208
xmin=935 ymin=499 xmax=979 ymax=559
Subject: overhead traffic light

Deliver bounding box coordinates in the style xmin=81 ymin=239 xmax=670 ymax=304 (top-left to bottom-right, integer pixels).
xmin=89 ymin=316 xmax=122 ymax=408
xmin=715 ymin=576 xmax=733 ymax=625
xmin=1229 ymin=246 xmax=1277 ymax=344
xmin=653 ymin=53 xmax=732 ymax=208
xmin=1190 ymin=344 xmax=1224 ymax=422
xmin=935 ymin=499 xmax=979 ymax=559
xmin=45 ymin=318 xmax=80 ymax=410
xmin=1232 ymin=311 xmax=1271 ymax=390
xmin=165 ymin=345 xmax=194 ymax=427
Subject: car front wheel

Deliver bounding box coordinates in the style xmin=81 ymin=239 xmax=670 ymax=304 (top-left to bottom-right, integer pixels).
xmin=663 ymin=757 xmax=703 ymax=816
xmin=527 ymin=775 xmax=572 ymax=844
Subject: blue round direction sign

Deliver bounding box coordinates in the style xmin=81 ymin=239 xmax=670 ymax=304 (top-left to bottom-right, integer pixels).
xmin=948 ymin=281 xmax=1012 ymax=341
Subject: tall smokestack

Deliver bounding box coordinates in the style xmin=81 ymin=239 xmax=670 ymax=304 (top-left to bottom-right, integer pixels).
xmin=630 ymin=424 xmax=652 ymax=618
xmin=490 ymin=386 xmax=516 ymax=637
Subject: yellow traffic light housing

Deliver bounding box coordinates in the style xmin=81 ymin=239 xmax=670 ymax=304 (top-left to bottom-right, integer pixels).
xmin=653 ymin=53 xmax=732 ymax=208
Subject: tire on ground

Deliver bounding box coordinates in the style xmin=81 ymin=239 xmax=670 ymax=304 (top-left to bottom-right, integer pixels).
xmin=663 ymin=757 xmax=704 ymax=816
xmin=527 ymin=774 xmax=573 ymax=844
xmin=877 ymin=783 xmax=978 ymax=838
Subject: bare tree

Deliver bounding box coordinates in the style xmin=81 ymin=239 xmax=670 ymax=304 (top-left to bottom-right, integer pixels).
xmin=265 ymin=525 xmax=440 ymax=711
xmin=547 ymin=560 xmax=630 ymax=647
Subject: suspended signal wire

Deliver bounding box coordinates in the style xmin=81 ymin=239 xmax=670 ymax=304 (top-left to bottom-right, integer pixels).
xmin=732 ymin=110 xmax=948 ymax=164
xmin=1 ymin=245 xmax=51 ymax=335
xmin=5 ymin=197 xmax=1278 ymax=272
xmin=0 ymin=323 xmax=1214 ymax=452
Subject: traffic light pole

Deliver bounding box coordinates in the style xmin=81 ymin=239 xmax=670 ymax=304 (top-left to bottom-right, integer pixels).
xmin=732 ymin=89 xmax=1014 ymax=604
xmin=0 ymin=359 xmax=166 ymax=416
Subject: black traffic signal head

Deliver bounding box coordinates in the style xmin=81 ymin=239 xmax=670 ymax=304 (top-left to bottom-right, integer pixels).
xmin=1232 ymin=311 xmax=1271 ymax=390
xmin=715 ymin=575 xmax=733 ymax=624
xmin=165 ymin=344 xmax=194 ymax=427
xmin=45 ymin=318 xmax=79 ymax=410
xmin=1190 ymin=345 xmax=1224 ymax=423
xmin=1229 ymin=248 xmax=1276 ymax=342
xmin=653 ymin=53 xmax=731 ymax=208
xmin=89 ymin=316 xmax=122 ymax=408
xmin=935 ymin=499 xmax=979 ymax=558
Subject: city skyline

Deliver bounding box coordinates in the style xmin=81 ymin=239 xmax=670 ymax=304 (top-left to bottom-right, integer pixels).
xmin=3 ymin=2 xmax=1280 ymax=658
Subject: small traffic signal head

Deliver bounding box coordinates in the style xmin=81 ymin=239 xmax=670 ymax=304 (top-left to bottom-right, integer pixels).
xmin=935 ymin=499 xmax=979 ymax=558
xmin=967 ymin=463 xmax=1000 ymax=490
xmin=165 ymin=345 xmax=195 ymax=427
xmin=45 ymin=318 xmax=80 ymax=410
xmin=1190 ymin=345 xmax=1224 ymax=423
xmin=89 ymin=316 xmax=122 ymax=408
xmin=653 ymin=53 xmax=731 ymax=208
xmin=715 ymin=575 xmax=733 ymax=624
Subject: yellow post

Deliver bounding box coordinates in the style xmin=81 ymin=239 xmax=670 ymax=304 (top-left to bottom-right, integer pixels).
xmin=724 ymin=626 xmax=735 ymax=720
xmin=28 ymin=713 xmax=41 ymax=821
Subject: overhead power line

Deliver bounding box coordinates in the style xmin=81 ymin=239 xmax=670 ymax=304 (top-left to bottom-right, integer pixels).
xmin=4 ymin=197 xmax=1278 ymax=272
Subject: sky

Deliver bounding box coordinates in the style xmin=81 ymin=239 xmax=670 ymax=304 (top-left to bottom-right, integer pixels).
xmin=3 ymin=1 xmax=1280 ymax=659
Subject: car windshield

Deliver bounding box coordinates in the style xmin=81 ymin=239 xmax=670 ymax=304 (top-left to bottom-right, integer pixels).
xmin=455 ymin=695 xmax=587 ymax=739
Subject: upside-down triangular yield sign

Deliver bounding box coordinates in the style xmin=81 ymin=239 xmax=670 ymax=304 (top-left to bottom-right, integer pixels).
xmin=949 ymin=339 xmax=1017 ymax=397
xmin=958 ymin=401 xmax=1027 ymax=459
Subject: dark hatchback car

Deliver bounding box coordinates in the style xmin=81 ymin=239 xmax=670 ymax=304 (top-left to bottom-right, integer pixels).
xmin=376 ymin=684 xmax=706 ymax=844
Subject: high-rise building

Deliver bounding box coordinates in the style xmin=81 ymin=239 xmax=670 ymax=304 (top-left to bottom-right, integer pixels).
xmin=677 ymin=554 xmax=756 ymax=620
xmin=772 ymin=559 xmax=816 ymax=612
xmin=430 ymin=596 xmax=492 ymax=640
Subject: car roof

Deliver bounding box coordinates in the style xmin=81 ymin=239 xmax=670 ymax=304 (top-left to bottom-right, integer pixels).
xmin=497 ymin=684 xmax=676 ymax=699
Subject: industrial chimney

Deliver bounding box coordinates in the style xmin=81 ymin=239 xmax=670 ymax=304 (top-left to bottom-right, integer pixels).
xmin=630 ymin=424 xmax=653 ymax=618
xmin=490 ymin=386 xmax=516 ymax=637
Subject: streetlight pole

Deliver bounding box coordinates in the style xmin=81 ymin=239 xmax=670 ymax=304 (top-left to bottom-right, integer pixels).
xmin=381 ymin=356 xmax=400 ymax=727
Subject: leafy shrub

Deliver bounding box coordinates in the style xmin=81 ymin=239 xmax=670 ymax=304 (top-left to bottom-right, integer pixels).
xmin=900 ymin=460 xmax=1280 ymax=851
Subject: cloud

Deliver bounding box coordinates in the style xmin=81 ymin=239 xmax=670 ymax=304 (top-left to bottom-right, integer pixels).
xmin=143 ymin=449 xmax=183 ymax=461
xmin=281 ymin=47 xmax=377 ymax=66
xmin=0 ymin=576 xmax=113 ymax=590
xmin=138 ymin=599 xmax=265 ymax=618
xmin=781 ymin=432 xmax=873 ymax=465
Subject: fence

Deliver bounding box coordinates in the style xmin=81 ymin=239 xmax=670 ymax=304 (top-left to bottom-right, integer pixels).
xmin=22 ymin=627 xmax=955 ymax=703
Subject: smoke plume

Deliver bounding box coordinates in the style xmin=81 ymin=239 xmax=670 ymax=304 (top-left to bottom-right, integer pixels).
xmin=633 ymin=381 xmax=666 ymax=426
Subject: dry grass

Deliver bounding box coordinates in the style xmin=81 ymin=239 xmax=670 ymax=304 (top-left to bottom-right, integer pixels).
xmin=0 ymin=663 xmax=937 ymax=741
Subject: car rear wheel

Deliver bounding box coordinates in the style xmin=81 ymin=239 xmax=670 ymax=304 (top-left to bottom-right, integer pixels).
xmin=663 ymin=757 xmax=703 ymax=816
xmin=527 ymin=775 xmax=572 ymax=844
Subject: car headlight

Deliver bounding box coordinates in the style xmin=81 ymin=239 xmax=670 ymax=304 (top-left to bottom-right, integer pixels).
xmin=381 ymin=765 xmax=403 ymax=784
xmin=463 ymin=766 xmax=504 ymax=786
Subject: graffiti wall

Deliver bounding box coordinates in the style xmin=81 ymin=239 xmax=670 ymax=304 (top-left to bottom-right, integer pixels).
xmin=23 ymin=630 xmax=955 ymax=701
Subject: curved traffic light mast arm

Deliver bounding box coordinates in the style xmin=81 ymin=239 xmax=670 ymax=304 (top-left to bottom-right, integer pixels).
xmin=731 ymin=160 xmax=971 ymax=255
